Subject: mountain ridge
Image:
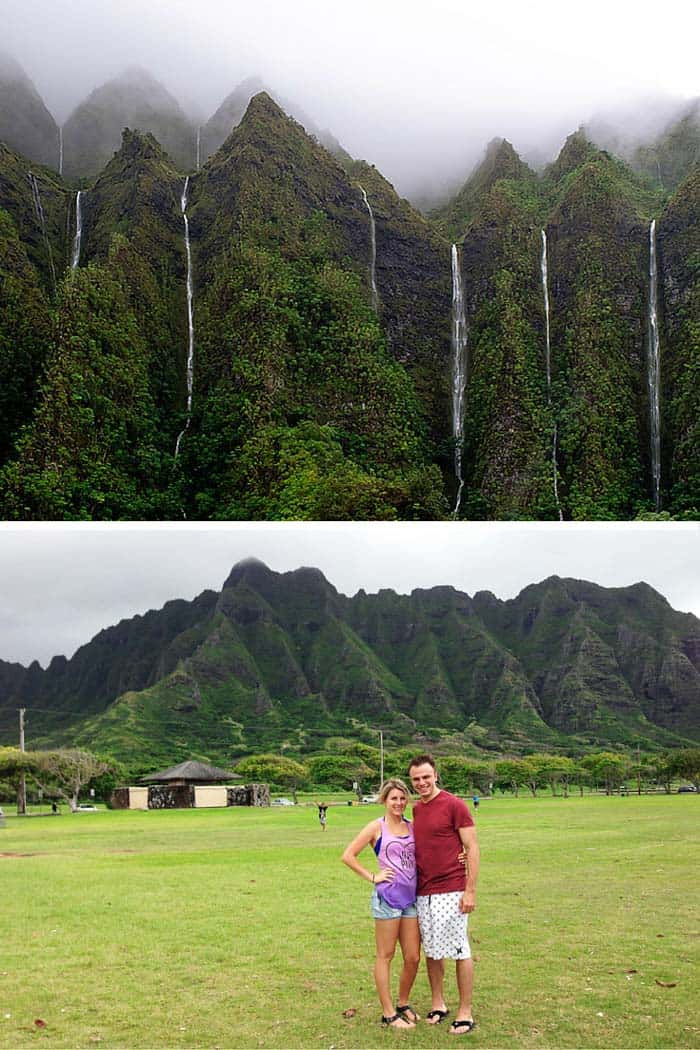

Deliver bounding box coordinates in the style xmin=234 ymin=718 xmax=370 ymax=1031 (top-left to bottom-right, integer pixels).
xmin=1 ymin=561 xmax=697 ymax=768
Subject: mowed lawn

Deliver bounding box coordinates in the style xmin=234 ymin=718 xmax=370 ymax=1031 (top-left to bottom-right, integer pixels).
xmin=0 ymin=795 xmax=698 ymax=1049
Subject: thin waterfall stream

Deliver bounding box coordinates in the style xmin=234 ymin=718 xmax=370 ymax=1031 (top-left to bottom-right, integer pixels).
xmin=71 ymin=191 xmax=83 ymax=269
xmin=450 ymin=243 xmax=468 ymax=517
xmin=647 ymin=219 xmax=662 ymax=510
xmin=540 ymin=229 xmax=563 ymax=521
xmin=174 ymin=176 xmax=195 ymax=460
xmin=27 ymin=172 xmax=57 ymax=295
xmin=359 ymin=186 xmax=379 ymax=312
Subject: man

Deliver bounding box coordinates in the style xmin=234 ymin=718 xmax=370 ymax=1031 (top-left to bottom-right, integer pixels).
xmin=408 ymin=753 xmax=479 ymax=1035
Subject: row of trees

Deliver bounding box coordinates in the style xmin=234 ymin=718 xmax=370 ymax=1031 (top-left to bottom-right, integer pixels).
xmin=0 ymin=747 xmax=118 ymax=812
xmin=233 ymin=747 xmax=700 ymax=798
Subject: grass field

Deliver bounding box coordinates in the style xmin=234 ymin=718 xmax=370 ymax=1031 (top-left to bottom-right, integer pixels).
xmin=0 ymin=795 xmax=698 ymax=1049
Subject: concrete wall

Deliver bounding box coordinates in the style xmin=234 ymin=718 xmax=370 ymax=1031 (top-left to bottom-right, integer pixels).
xmin=194 ymin=785 xmax=228 ymax=808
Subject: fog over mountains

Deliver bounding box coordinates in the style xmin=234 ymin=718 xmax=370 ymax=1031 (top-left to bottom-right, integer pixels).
xmin=2 ymin=0 xmax=698 ymax=202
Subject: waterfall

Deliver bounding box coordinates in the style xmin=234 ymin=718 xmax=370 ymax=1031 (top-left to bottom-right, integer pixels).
xmin=174 ymin=176 xmax=195 ymax=460
xmin=540 ymin=229 xmax=563 ymax=521
xmin=648 ymin=219 xmax=661 ymax=510
xmin=27 ymin=172 xmax=57 ymax=295
xmin=450 ymin=243 xmax=468 ymax=517
xmin=71 ymin=191 xmax=83 ymax=270
xmin=541 ymin=229 xmax=552 ymax=389
xmin=196 ymin=127 xmax=201 ymax=171
xmin=359 ymin=186 xmax=379 ymax=312
xmin=58 ymin=127 xmax=63 ymax=176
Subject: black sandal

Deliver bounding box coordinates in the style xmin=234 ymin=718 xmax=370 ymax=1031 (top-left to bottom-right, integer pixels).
xmin=450 ymin=1018 xmax=476 ymax=1034
xmin=426 ymin=1008 xmax=450 ymax=1023
xmin=382 ymin=1013 xmax=413 ymax=1028
xmin=396 ymin=1004 xmax=420 ymax=1023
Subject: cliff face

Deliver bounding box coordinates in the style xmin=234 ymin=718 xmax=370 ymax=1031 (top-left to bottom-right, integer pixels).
xmin=1 ymin=563 xmax=697 ymax=767
xmin=657 ymin=167 xmax=700 ymax=513
xmin=0 ymin=54 xmax=59 ymax=169
xmin=61 ymin=68 xmax=196 ymax=178
xmin=0 ymin=80 xmax=697 ymax=520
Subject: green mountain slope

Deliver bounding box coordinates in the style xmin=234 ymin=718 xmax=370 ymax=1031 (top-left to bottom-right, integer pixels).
xmin=1 ymin=562 xmax=697 ymax=769
xmin=0 ymin=53 xmax=59 ymax=170
xmin=0 ymin=82 xmax=697 ymax=520
xmin=62 ymin=68 xmax=196 ymax=178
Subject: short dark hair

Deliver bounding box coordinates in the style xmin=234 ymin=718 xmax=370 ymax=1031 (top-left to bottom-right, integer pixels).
xmin=408 ymin=753 xmax=437 ymax=774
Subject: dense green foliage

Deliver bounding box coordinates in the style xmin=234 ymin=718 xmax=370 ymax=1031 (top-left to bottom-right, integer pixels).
xmin=0 ymin=89 xmax=697 ymax=519
xmin=2 ymin=563 xmax=697 ymax=773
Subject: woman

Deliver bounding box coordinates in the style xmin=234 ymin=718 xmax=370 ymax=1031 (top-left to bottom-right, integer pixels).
xmin=341 ymin=779 xmax=421 ymax=1029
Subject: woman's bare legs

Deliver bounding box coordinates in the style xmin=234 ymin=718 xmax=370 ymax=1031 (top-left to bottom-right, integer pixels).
xmin=397 ymin=916 xmax=421 ymax=1016
xmin=374 ymin=919 xmax=414 ymax=1027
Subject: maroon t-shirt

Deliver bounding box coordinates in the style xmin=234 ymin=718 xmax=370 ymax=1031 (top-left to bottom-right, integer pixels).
xmin=412 ymin=790 xmax=474 ymax=895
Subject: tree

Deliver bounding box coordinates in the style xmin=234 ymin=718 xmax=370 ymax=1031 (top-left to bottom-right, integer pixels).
xmin=494 ymin=758 xmax=530 ymax=797
xmin=30 ymin=750 xmax=114 ymax=812
xmin=0 ymin=747 xmax=39 ymax=812
xmin=234 ymin=754 xmax=308 ymax=800
xmin=536 ymin=754 xmax=578 ymax=797
xmin=439 ymin=757 xmax=491 ymax=795
xmin=522 ymin=755 xmax=550 ymax=797
xmin=581 ymin=751 xmax=630 ymax=795
xmin=306 ymin=754 xmax=373 ymax=792
xmin=664 ymin=748 xmax=700 ymax=792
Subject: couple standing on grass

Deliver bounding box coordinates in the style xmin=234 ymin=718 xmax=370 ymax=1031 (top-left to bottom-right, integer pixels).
xmin=342 ymin=754 xmax=480 ymax=1035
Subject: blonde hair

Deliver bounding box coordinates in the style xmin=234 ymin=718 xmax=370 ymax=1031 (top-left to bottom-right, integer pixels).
xmin=378 ymin=778 xmax=410 ymax=804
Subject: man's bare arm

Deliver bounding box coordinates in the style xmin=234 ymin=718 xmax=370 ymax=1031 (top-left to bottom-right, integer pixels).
xmin=457 ymin=825 xmax=480 ymax=913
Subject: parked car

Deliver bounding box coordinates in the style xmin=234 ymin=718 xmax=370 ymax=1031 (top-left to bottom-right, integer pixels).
xmin=677 ymin=785 xmax=697 ymax=793
xmin=272 ymin=797 xmax=294 ymax=806
xmin=361 ymin=794 xmax=379 ymax=803
xmin=76 ymin=804 xmax=98 ymax=811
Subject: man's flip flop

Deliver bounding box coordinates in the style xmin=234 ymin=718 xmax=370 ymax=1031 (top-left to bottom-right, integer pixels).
xmin=450 ymin=1019 xmax=476 ymax=1035
xmin=426 ymin=1009 xmax=449 ymax=1023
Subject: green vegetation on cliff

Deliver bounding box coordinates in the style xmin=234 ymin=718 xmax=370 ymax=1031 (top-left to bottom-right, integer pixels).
xmin=0 ymin=88 xmax=697 ymax=520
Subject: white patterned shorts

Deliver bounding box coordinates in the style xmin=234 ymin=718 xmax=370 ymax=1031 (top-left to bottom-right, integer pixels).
xmin=416 ymin=892 xmax=471 ymax=960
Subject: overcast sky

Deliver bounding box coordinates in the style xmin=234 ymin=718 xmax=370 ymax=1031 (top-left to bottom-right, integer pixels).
xmin=1 ymin=522 xmax=698 ymax=667
xmin=4 ymin=0 xmax=699 ymax=196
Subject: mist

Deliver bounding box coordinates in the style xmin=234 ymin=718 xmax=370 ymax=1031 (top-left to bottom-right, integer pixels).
xmin=3 ymin=0 xmax=698 ymax=200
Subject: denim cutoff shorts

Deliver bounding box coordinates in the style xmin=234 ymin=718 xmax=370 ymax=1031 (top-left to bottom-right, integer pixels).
xmin=370 ymin=889 xmax=418 ymax=920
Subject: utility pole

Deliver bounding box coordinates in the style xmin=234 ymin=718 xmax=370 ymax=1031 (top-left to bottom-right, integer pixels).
xmin=17 ymin=708 xmax=27 ymax=815
xmin=379 ymin=729 xmax=384 ymax=788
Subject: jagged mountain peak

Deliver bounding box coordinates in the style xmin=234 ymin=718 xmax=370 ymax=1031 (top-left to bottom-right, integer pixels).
xmin=222 ymin=557 xmax=274 ymax=590
xmin=75 ymin=67 xmax=186 ymax=114
xmin=480 ymin=136 xmax=528 ymax=177
xmin=548 ymin=128 xmax=599 ymax=181
xmin=0 ymin=53 xmax=58 ymax=169
xmin=0 ymin=51 xmax=31 ymax=82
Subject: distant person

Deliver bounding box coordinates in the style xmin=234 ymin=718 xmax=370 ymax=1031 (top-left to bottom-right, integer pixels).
xmin=409 ymin=753 xmax=480 ymax=1035
xmin=472 ymin=794 xmax=480 ymax=809
xmin=317 ymin=802 xmax=328 ymax=831
xmin=51 ymin=801 xmax=59 ymax=814
xmin=341 ymin=779 xmax=420 ymax=1030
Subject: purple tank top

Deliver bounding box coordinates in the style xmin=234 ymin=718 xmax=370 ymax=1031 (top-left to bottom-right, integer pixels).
xmin=374 ymin=817 xmax=417 ymax=909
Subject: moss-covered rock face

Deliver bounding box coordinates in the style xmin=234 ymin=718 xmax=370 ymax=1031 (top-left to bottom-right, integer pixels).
xmin=546 ymin=152 xmax=652 ymax=519
xmin=0 ymin=91 xmax=697 ymax=520
xmin=178 ymin=94 xmax=448 ymax=519
xmin=200 ymin=78 xmax=352 ymax=169
xmin=1 ymin=563 xmax=697 ymax=766
xmin=632 ymin=101 xmax=700 ymax=191
xmin=0 ymin=53 xmax=59 ymax=170
xmin=658 ymin=166 xmax=700 ymax=514
xmin=61 ymin=67 xmax=196 ymax=179
xmin=434 ymin=137 xmax=541 ymax=241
